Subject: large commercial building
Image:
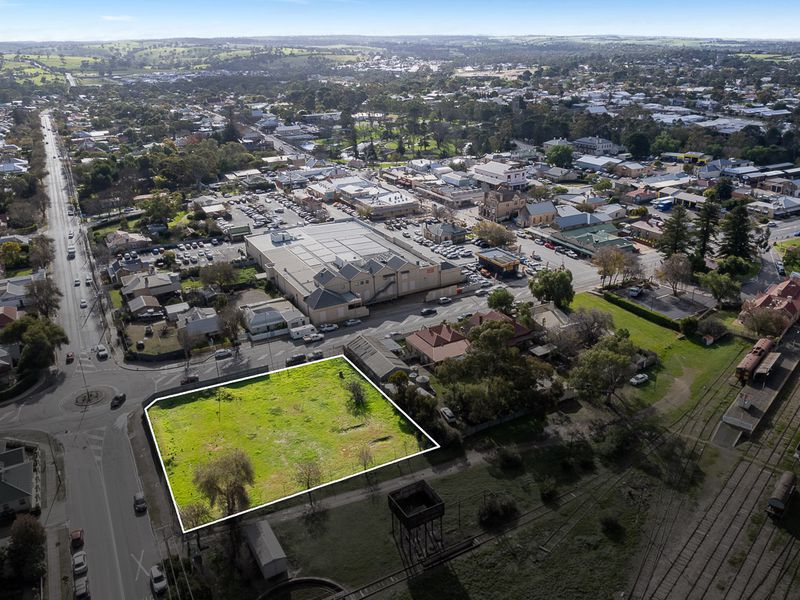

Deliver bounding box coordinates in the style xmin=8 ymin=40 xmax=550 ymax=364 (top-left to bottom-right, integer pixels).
xmin=245 ymin=220 xmax=464 ymax=324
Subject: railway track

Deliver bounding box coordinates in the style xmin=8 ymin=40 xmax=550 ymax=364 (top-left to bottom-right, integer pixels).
xmin=633 ymin=362 xmax=800 ymax=600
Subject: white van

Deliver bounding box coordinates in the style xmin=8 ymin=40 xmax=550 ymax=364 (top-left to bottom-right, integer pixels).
xmin=289 ymin=324 xmax=318 ymax=340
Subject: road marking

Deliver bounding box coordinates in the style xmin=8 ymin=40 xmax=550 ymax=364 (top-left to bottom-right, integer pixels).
xmin=131 ymin=549 xmax=149 ymax=581
xmin=0 ymin=409 xmax=14 ymax=423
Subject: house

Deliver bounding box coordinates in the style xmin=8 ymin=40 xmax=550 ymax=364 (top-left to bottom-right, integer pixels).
xmin=345 ymin=334 xmax=410 ymax=382
xmin=120 ymin=272 xmax=181 ymax=299
xmin=540 ymin=166 xmax=577 ymax=182
xmin=594 ymin=203 xmax=626 ymax=220
xmin=242 ymin=298 xmax=307 ymax=341
xmin=0 ymin=306 xmax=20 ymax=329
xmin=107 ymin=258 xmax=149 ymax=283
xmin=0 ymin=444 xmax=34 ymax=516
xmin=574 ymin=155 xmax=622 ymax=172
xmin=164 ymin=302 xmax=191 ymax=322
xmin=177 ymin=307 xmax=220 ymax=338
xmin=573 ymin=137 xmax=618 ymax=156
xmin=479 ymin=189 xmax=527 ymax=222
xmin=405 ymin=324 xmax=470 ymax=365
xmin=0 ymin=269 xmax=46 ymax=308
xmin=624 ymin=187 xmax=658 ymax=205
xmin=0 ymin=156 xmax=29 ymax=174
xmin=105 ymin=230 xmax=151 ymax=253
xmin=629 ymin=220 xmax=664 ymax=241
xmin=542 ymin=138 xmax=572 ymax=152
xmin=472 ymin=160 xmax=527 ymax=189
xmin=462 ymin=311 xmax=536 ymax=347
xmin=554 ymin=205 xmax=609 ymax=231
xmin=746 ymin=196 xmax=800 ymax=219
xmin=516 ymin=201 xmax=557 ymax=227
xmin=127 ymin=295 xmax=161 ymax=318
xmin=741 ymin=276 xmax=800 ymax=328
xmin=422 ymin=222 xmax=468 ymax=244
xmin=615 ymin=161 xmax=646 ymax=178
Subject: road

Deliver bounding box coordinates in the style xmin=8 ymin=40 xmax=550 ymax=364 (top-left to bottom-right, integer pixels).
xmin=2 ymin=112 xmax=162 ymax=600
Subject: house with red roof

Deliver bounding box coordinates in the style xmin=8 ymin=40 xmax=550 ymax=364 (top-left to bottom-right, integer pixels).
xmin=405 ymin=324 xmax=470 ymax=365
xmin=0 ymin=306 xmax=19 ymax=329
xmin=461 ymin=310 xmax=537 ymax=347
xmin=740 ymin=276 xmax=800 ymax=328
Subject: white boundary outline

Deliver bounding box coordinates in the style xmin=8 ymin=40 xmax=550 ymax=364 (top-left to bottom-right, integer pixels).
xmin=144 ymin=354 xmax=441 ymax=533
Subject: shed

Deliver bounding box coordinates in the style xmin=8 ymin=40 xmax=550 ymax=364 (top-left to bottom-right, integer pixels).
xmin=345 ymin=334 xmax=410 ymax=382
xmin=244 ymin=520 xmax=288 ymax=580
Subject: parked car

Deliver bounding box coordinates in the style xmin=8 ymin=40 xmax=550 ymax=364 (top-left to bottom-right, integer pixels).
xmin=421 ymin=307 xmax=438 ymax=316
xmin=70 ymin=529 xmax=84 ymax=550
xmin=303 ymin=333 xmax=324 ymax=343
xmin=440 ymin=406 xmax=457 ymax=425
xmin=66 ymin=352 xmax=75 ymax=364
xmin=475 ymin=288 xmax=489 ymax=296
xmin=150 ymin=565 xmax=168 ymax=596
xmin=180 ymin=374 xmax=200 ymax=385
xmin=438 ymin=297 xmax=452 ymax=305
xmin=628 ymin=286 xmax=643 ymax=298
xmin=343 ymin=318 xmax=362 ymax=327
xmin=96 ymin=345 xmax=108 ymax=360
xmin=214 ymin=348 xmax=233 ymax=360
xmin=72 ymin=551 xmax=88 ymax=576
xmin=74 ymin=576 xmax=90 ymax=599
xmin=629 ymin=373 xmax=649 ymax=386
xmin=133 ymin=492 xmax=147 ymax=513
xmin=286 ymin=354 xmax=307 ymax=367
xmin=318 ymin=323 xmax=339 ymax=333
xmin=307 ymin=350 xmax=324 ymax=361
xmin=544 ymin=242 xmax=555 ymax=250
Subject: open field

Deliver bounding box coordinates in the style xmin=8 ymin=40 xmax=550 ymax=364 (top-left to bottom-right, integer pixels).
xmin=571 ymin=294 xmax=749 ymax=408
xmin=147 ymin=357 xmax=434 ymax=529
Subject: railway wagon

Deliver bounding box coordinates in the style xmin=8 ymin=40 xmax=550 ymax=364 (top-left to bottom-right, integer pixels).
xmin=767 ymin=471 xmax=797 ymax=519
xmin=735 ymin=338 xmax=775 ymax=383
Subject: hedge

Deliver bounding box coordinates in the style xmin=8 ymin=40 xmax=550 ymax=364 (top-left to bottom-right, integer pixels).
xmin=0 ymin=372 xmax=40 ymax=402
xmin=601 ymin=292 xmax=681 ymax=331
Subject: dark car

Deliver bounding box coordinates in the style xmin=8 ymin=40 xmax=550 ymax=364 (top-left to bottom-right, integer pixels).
xmin=70 ymin=529 xmax=84 ymax=550
xmin=133 ymin=492 xmax=148 ymax=513
xmin=420 ymin=307 xmax=438 ymax=316
xmin=286 ymin=354 xmax=307 ymax=367
xmin=110 ymin=393 xmax=126 ymax=409
xmin=180 ymin=375 xmax=200 ymax=385
xmin=307 ymin=350 xmax=324 ymax=361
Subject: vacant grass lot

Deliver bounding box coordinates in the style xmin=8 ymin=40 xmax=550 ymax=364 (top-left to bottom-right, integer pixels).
xmin=572 ymin=294 xmax=749 ymax=408
xmin=148 ymin=357 xmax=427 ymax=525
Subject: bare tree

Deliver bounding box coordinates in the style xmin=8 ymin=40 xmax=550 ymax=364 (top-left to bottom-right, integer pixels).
xmin=358 ymin=445 xmax=374 ymax=471
xmin=219 ymin=305 xmax=245 ymax=353
xmin=26 ymin=277 xmax=62 ymax=318
xmin=740 ymin=306 xmax=790 ymax=337
xmin=177 ymin=328 xmax=199 ymax=371
xmin=569 ymin=308 xmax=613 ymax=347
xmin=656 ymin=253 xmax=692 ymax=295
xmin=28 ymin=234 xmax=55 ymax=270
xmin=621 ymin=252 xmax=644 ymax=284
xmin=592 ymin=246 xmax=626 ymax=287
xmin=294 ymin=458 xmax=323 ymax=506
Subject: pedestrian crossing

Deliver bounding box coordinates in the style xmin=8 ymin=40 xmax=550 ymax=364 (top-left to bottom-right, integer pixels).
xmin=83 ymin=427 xmax=105 ymax=466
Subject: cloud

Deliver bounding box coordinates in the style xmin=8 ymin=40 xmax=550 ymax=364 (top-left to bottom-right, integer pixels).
xmin=101 ymin=15 xmax=134 ymax=22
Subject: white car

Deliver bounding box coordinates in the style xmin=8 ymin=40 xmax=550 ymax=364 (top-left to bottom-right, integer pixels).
xmin=438 ymin=297 xmax=452 ymax=305
xmin=303 ymin=333 xmax=325 ymax=343
xmin=79 ymin=298 xmax=87 ymax=308
xmin=343 ymin=318 xmax=362 ymax=327
xmin=74 ymin=278 xmax=80 ymax=286
xmin=150 ymin=565 xmax=168 ymax=596
xmin=629 ymin=373 xmax=649 ymax=386
xmin=72 ymin=551 xmax=88 ymax=576
xmin=318 ymin=323 xmax=339 ymax=333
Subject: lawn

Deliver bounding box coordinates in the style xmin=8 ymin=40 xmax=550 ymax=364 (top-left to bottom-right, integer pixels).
xmin=108 ymin=288 xmax=123 ymax=309
xmin=147 ymin=357 xmax=433 ymax=529
xmin=571 ymin=294 xmax=749 ymax=408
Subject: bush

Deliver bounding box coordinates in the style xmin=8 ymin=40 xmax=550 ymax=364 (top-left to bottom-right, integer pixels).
xmin=539 ymin=476 xmax=559 ymax=503
xmin=680 ymin=316 xmax=699 ymax=336
xmin=478 ymin=495 xmax=520 ymax=529
xmin=602 ymin=292 xmax=680 ymax=331
xmin=496 ymin=446 xmax=523 ymax=470
xmin=595 ymin=426 xmax=641 ymax=463
xmin=600 ymin=514 xmax=625 ymax=542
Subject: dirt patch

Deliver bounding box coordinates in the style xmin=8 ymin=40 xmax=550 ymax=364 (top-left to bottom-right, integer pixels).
xmin=650 ymin=368 xmax=699 ymax=415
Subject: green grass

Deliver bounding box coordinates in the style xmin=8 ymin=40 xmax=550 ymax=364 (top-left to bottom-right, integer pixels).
xmin=109 ymin=288 xmax=123 ymax=309
xmin=147 ymin=357 xmax=428 ymax=525
xmin=168 ymin=210 xmax=188 ymax=228
xmin=572 ymin=294 xmax=749 ymax=408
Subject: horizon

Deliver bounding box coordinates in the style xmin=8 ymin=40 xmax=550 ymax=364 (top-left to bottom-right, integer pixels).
xmin=2 ymin=0 xmax=800 ymax=43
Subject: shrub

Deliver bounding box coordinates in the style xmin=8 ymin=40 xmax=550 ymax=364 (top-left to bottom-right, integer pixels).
xmin=680 ymin=316 xmax=699 ymax=336
xmin=539 ymin=476 xmax=559 ymax=503
xmin=600 ymin=514 xmax=625 ymax=542
xmin=478 ymin=495 xmax=520 ymax=529
xmin=496 ymin=446 xmax=523 ymax=470
xmin=595 ymin=426 xmax=640 ymax=463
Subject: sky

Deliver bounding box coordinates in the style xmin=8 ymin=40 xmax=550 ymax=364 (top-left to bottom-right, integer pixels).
xmin=1 ymin=0 xmax=799 ymax=43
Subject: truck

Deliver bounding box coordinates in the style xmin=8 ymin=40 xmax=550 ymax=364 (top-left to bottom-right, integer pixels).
xmin=289 ymin=324 xmax=318 ymax=340
xmin=767 ymin=471 xmax=796 ymax=519
xmin=66 ymin=245 xmax=76 ymax=259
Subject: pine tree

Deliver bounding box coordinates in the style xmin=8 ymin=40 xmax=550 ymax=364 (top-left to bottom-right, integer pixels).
xmin=718 ymin=204 xmax=755 ymax=261
xmin=694 ymin=200 xmax=720 ymax=262
xmin=657 ymin=204 xmax=693 ymax=258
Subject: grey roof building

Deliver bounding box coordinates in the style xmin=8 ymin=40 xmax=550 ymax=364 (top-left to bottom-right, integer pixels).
xmin=0 ymin=444 xmax=34 ymax=515
xmin=345 ymin=334 xmax=410 ymax=382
